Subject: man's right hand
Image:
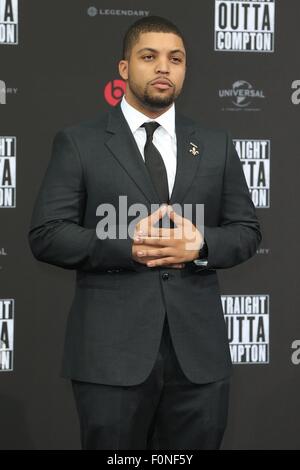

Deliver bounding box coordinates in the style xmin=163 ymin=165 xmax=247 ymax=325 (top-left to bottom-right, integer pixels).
xmin=132 ymin=205 xmax=185 ymax=269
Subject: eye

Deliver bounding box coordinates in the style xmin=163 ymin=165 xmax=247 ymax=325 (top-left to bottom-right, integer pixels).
xmin=171 ymin=57 xmax=182 ymax=63
xmin=143 ymin=55 xmax=154 ymax=61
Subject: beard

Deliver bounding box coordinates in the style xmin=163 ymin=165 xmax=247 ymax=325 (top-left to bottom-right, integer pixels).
xmin=128 ymin=78 xmax=178 ymax=110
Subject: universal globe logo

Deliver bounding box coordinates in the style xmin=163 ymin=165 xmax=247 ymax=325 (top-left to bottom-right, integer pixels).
xmin=219 ymin=80 xmax=266 ymax=111
xmin=233 ymin=81 xmax=255 ymax=107
xmin=87 ymin=6 xmax=98 ymax=17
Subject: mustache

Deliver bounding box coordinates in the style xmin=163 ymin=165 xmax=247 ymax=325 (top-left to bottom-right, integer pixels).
xmin=148 ymin=78 xmax=174 ymax=87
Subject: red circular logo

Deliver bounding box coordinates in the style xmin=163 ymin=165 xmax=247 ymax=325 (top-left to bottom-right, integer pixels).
xmin=104 ymin=79 xmax=126 ymax=106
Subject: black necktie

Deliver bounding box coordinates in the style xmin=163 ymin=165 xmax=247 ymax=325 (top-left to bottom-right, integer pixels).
xmin=142 ymin=122 xmax=169 ymax=204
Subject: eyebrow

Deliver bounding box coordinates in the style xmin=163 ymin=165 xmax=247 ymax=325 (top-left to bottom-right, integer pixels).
xmin=137 ymin=47 xmax=185 ymax=56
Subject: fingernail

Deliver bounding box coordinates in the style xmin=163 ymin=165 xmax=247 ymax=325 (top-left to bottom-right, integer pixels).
xmin=137 ymin=251 xmax=143 ymax=256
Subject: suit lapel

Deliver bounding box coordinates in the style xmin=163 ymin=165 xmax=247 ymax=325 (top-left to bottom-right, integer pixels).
xmin=105 ymin=104 xmax=160 ymax=205
xmin=169 ymin=114 xmax=203 ymax=205
xmin=104 ymin=103 xmax=204 ymax=206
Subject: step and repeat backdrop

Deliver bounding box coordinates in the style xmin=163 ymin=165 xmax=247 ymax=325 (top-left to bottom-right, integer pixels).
xmin=0 ymin=0 xmax=299 ymax=450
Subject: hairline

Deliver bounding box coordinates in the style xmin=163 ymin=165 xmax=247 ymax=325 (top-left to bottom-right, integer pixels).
xmin=123 ymin=25 xmax=186 ymax=61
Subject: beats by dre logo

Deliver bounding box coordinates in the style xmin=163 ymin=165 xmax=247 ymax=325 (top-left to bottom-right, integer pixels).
xmin=104 ymin=79 xmax=126 ymax=106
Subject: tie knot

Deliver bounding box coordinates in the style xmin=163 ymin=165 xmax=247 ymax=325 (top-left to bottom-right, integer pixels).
xmin=142 ymin=122 xmax=160 ymax=141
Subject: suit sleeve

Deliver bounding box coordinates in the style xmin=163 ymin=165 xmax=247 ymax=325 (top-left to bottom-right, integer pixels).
xmin=203 ymin=131 xmax=262 ymax=269
xmin=28 ymin=130 xmax=137 ymax=272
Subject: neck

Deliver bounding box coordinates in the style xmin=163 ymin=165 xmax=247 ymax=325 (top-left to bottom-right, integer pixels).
xmin=124 ymin=93 xmax=172 ymax=119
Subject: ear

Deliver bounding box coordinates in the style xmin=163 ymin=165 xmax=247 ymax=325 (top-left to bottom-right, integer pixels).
xmin=118 ymin=60 xmax=128 ymax=80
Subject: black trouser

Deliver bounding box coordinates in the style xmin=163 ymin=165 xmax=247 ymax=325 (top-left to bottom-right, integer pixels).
xmin=71 ymin=316 xmax=230 ymax=450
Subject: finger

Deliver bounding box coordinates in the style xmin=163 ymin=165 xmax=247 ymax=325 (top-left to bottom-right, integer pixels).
xmin=133 ymin=243 xmax=168 ymax=258
xmin=167 ymin=206 xmax=183 ymax=227
xmin=137 ymin=236 xmax=175 ymax=247
xmin=134 ymin=226 xmax=175 ymax=241
xmin=134 ymin=208 xmax=166 ymax=237
xmin=137 ymin=227 xmax=172 ymax=239
xmin=168 ymin=206 xmax=194 ymax=230
xmin=134 ymin=235 xmax=169 ymax=245
xmin=146 ymin=256 xmax=181 ymax=267
xmin=136 ymin=247 xmax=171 ymax=258
xmin=148 ymin=204 xmax=168 ymax=226
xmin=134 ymin=229 xmax=160 ymax=240
xmin=134 ymin=256 xmax=157 ymax=265
xmin=135 ymin=257 xmax=184 ymax=268
xmin=133 ymin=243 xmax=164 ymax=252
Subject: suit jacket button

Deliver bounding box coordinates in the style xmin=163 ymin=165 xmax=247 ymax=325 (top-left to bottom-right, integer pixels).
xmin=162 ymin=272 xmax=169 ymax=281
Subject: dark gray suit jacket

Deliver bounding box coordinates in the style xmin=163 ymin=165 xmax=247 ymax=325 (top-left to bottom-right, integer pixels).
xmin=28 ymin=103 xmax=262 ymax=386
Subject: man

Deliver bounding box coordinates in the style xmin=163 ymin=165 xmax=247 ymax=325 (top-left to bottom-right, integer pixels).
xmin=28 ymin=16 xmax=262 ymax=450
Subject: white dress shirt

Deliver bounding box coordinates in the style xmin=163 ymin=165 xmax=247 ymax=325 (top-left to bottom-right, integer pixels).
xmin=120 ymin=96 xmax=207 ymax=265
xmin=120 ymin=95 xmax=177 ymax=199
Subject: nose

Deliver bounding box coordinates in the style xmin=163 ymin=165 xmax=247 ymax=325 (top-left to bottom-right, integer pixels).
xmin=154 ymin=56 xmax=170 ymax=74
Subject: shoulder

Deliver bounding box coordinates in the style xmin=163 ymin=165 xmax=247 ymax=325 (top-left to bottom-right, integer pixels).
xmin=176 ymin=111 xmax=231 ymax=146
xmin=58 ymin=110 xmax=109 ymax=140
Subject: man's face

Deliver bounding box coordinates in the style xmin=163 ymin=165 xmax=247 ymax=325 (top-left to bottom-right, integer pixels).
xmin=119 ymin=32 xmax=186 ymax=113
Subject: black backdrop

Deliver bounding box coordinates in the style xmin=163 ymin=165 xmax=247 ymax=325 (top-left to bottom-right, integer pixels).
xmin=0 ymin=0 xmax=300 ymax=450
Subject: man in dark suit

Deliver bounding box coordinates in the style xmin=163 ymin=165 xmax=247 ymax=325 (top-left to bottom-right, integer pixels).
xmin=28 ymin=16 xmax=261 ymax=450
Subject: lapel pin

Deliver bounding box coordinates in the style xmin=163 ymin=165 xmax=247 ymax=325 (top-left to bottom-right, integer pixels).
xmin=189 ymin=142 xmax=199 ymax=156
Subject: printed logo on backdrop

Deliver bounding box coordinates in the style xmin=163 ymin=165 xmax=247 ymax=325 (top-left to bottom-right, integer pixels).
xmin=219 ymin=80 xmax=265 ymax=111
xmin=0 ymin=246 xmax=8 ymax=271
xmin=291 ymin=80 xmax=300 ymax=105
xmin=0 ymin=299 xmax=14 ymax=371
xmin=234 ymin=139 xmax=270 ymax=208
xmin=0 ymin=0 xmax=18 ymax=45
xmin=87 ymin=7 xmax=150 ymax=17
xmin=214 ymin=0 xmax=275 ymax=53
xmin=104 ymin=79 xmax=126 ymax=106
xmin=0 ymin=79 xmax=18 ymax=104
xmin=0 ymin=136 xmax=16 ymax=207
xmin=0 ymin=79 xmax=5 ymax=103
xmin=291 ymin=340 xmax=300 ymax=365
xmin=256 ymin=247 xmax=270 ymax=255
xmin=222 ymin=295 xmax=270 ymax=364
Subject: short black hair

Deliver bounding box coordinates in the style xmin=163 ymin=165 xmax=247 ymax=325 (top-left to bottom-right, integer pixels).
xmin=122 ymin=16 xmax=186 ymax=60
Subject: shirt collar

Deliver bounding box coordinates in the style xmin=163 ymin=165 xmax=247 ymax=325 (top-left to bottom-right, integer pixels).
xmin=120 ymin=95 xmax=176 ymax=138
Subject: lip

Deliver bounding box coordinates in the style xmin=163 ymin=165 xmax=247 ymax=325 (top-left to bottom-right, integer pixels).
xmin=151 ymin=79 xmax=172 ymax=89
